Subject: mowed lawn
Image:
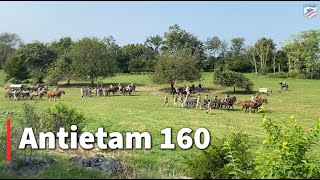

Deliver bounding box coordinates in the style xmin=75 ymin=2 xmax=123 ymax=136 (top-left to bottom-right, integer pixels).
xmin=0 ymin=70 xmax=320 ymax=178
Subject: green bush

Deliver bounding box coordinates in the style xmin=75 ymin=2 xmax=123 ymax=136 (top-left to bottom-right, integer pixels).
xmin=185 ymin=132 xmax=254 ymax=179
xmin=259 ymin=67 xmax=269 ymax=76
xmin=7 ymin=77 xmax=22 ymax=84
xmin=287 ymin=71 xmax=299 ymax=78
xmin=22 ymin=79 xmax=31 ymax=84
xmin=267 ymin=72 xmax=288 ymax=79
xmin=255 ymin=115 xmax=320 ymax=179
xmin=296 ymin=73 xmax=307 ymax=79
xmin=213 ymin=70 xmax=254 ymax=92
xmin=42 ymin=102 xmax=86 ymax=133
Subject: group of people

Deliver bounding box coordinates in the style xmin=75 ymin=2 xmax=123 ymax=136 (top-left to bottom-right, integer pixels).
xmin=80 ymin=83 xmax=135 ymax=97
xmin=163 ymin=93 xmax=233 ymax=115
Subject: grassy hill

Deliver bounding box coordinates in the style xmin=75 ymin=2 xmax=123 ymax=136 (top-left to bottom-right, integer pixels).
xmin=0 ymin=71 xmax=319 ymax=178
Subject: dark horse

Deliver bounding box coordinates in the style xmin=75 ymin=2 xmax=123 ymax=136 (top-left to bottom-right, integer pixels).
xmin=279 ymin=82 xmax=288 ymax=91
xmin=171 ymin=86 xmax=192 ymax=96
xmin=217 ymin=96 xmax=237 ymax=110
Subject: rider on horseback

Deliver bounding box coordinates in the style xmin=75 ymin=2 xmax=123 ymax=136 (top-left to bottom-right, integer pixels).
xmin=224 ymin=95 xmax=230 ymax=103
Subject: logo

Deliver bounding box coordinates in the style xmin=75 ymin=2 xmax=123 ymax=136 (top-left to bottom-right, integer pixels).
xmin=304 ymin=4 xmax=317 ymax=19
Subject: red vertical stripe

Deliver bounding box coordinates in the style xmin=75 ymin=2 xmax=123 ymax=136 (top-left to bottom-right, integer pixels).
xmin=6 ymin=118 xmax=11 ymax=162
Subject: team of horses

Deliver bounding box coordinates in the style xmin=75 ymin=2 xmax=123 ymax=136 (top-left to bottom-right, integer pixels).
xmin=81 ymin=83 xmax=136 ymax=97
xmin=29 ymin=89 xmax=66 ymax=101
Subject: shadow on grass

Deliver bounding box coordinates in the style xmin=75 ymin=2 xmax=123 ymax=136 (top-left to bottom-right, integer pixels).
xmin=58 ymin=82 xmax=146 ymax=88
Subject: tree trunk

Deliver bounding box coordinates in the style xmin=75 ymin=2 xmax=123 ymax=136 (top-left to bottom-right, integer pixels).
xmin=91 ymin=80 xmax=94 ymax=86
xmin=67 ymin=79 xmax=70 ymax=85
xmin=255 ymin=62 xmax=258 ymax=75
xmin=233 ymin=86 xmax=236 ymax=93
xmin=278 ymin=63 xmax=281 ymax=73
xmin=288 ymin=56 xmax=291 ymax=72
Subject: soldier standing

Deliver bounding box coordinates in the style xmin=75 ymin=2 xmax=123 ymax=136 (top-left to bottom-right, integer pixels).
xmin=163 ymin=94 xmax=169 ymax=106
xmin=184 ymin=94 xmax=190 ymax=109
xmin=196 ymin=94 xmax=202 ymax=110
xmin=173 ymin=93 xmax=178 ymax=107
xmin=206 ymin=99 xmax=213 ymax=114
xmin=81 ymin=88 xmax=84 ymax=97
xmin=204 ymin=94 xmax=209 ymax=106
xmin=185 ymin=86 xmax=190 ymax=97
xmin=179 ymin=95 xmax=184 ymax=108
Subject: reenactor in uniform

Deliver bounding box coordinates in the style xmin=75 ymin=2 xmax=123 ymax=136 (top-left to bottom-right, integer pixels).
xmin=179 ymin=95 xmax=184 ymax=108
xmin=81 ymin=88 xmax=84 ymax=97
xmin=173 ymin=93 xmax=178 ymax=107
xmin=224 ymin=95 xmax=230 ymax=102
xmin=206 ymin=99 xmax=213 ymax=115
xmin=204 ymin=94 xmax=209 ymax=106
xmin=213 ymin=95 xmax=218 ymax=107
xmin=196 ymin=94 xmax=202 ymax=110
xmin=184 ymin=94 xmax=190 ymax=109
xmin=13 ymin=90 xmax=19 ymax=101
xmin=163 ymin=94 xmax=169 ymax=106
xmin=251 ymin=92 xmax=259 ymax=103
xmin=185 ymin=86 xmax=190 ymax=97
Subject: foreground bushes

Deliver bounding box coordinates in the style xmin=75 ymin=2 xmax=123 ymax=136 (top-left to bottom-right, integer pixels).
xmin=186 ymin=115 xmax=320 ymax=179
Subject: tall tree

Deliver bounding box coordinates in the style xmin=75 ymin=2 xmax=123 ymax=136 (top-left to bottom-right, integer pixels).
xmin=254 ymin=37 xmax=276 ymax=72
xmin=152 ymin=50 xmax=201 ymax=89
xmin=230 ymin=37 xmax=245 ymax=56
xmin=244 ymin=46 xmax=258 ymax=75
xmin=0 ymin=32 xmax=22 ymax=68
xmin=205 ymin=36 xmax=227 ymax=57
xmin=50 ymin=37 xmax=73 ymax=57
xmin=68 ymin=37 xmax=117 ymax=85
xmin=163 ymin=24 xmax=205 ymax=69
xmin=145 ymin=35 xmax=163 ymax=54
xmin=18 ymin=41 xmax=55 ymax=82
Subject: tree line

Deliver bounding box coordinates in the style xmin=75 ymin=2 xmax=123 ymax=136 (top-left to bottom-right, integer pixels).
xmin=0 ymin=25 xmax=319 ymax=86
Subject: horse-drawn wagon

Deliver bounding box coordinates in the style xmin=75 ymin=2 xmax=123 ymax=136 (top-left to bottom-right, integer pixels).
xmin=5 ymin=84 xmax=32 ymax=100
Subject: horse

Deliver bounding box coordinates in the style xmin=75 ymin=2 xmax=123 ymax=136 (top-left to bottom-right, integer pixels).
xmin=47 ymin=90 xmax=65 ymax=101
xmin=120 ymin=85 xmax=133 ymax=96
xmin=217 ymin=96 xmax=237 ymax=110
xmin=30 ymin=90 xmax=46 ymax=100
xmin=279 ymin=82 xmax=288 ymax=91
xmin=81 ymin=87 xmax=92 ymax=97
xmin=239 ymin=97 xmax=268 ymax=113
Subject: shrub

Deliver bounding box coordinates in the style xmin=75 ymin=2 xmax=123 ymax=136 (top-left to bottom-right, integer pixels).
xmin=213 ymin=70 xmax=254 ymax=92
xmin=267 ymin=72 xmax=288 ymax=79
xmin=22 ymin=79 xmax=31 ymax=84
xmin=184 ymin=132 xmax=254 ymax=179
xmin=287 ymin=71 xmax=299 ymax=78
xmin=7 ymin=77 xmax=22 ymax=84
xmin=296 ymin=73 xmax=307 ymax=79
xmin=42 ymin=102 xmax=86 ymax=133
xmin=255 ymin=115 xmax=320 ymax=179
xmin=259 ymin=67 xmax=269 ymax=76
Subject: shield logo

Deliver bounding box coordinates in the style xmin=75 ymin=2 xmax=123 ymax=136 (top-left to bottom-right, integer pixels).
xmin=304 ymin=4 xmax=317 ymax=19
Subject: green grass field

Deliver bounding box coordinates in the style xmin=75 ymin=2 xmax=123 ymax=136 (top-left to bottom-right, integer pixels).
xmin=0 ymin=70 xmax=320 ymax=178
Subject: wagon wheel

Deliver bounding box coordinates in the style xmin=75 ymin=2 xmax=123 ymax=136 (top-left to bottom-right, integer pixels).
xmin=5 ymin=92 xmax=10 ymax=99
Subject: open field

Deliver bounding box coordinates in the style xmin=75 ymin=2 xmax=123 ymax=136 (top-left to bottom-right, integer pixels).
xmin=0 ymin=70 xmax=320 ymax=178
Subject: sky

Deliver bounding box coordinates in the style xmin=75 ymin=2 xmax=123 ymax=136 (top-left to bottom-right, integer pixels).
xmin=0 ymin=1 xmax=319 ymax=47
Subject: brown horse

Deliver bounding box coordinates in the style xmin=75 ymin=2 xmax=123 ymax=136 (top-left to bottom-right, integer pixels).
xmin=47 ymin=90 xmax=65 ymax=101
xmin=239 ymin=98 xmax=268 ymax=113
xmin=103 ymin=86 xmax=119 ymax=96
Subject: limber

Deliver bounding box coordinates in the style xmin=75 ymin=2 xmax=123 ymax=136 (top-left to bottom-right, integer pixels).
xmin=18 ymin=125 xmax=152 ymax=150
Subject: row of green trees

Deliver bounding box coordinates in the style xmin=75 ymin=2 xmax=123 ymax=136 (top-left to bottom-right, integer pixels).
xmin=0 ymin=25 xmax=319 ymax=85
